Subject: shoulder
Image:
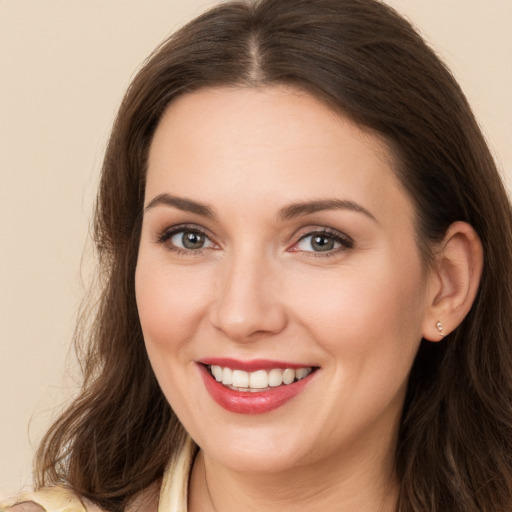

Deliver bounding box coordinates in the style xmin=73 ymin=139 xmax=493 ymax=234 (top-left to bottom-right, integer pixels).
xmin=3 ymin=504 xmax=43 ymax=512
xmin=1 ymin=482 xmax=161 ymax=512
xmin=3 ymin=504 xmax=44 ymax=512
xmin=0 ymin=486 xmax=105 ymax=512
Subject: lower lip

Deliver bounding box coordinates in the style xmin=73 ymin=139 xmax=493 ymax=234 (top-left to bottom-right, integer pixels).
xmin=199 ymin=365 xmax=315 ymax=414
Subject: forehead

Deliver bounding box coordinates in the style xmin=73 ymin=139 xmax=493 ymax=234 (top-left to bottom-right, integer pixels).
xmin=145 ymin=85 xmax=413 ymax=226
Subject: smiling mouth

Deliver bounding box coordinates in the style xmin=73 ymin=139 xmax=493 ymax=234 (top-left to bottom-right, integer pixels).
xmin=206 ymin=364 xmax=315 ymax=392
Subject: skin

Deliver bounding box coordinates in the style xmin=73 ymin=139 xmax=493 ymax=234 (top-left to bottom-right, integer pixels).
xmin=135 ymin=86 xmax=444 ymax=511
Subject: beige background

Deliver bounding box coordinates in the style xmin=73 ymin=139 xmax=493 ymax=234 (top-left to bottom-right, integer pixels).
xmin=1 ymin=0 xmax=511 ymax=497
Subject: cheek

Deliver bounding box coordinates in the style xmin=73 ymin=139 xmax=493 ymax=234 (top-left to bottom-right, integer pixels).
xmin=135 ymin=256 xmax=212 ymax=355
xmin=135 ymin=256 xmax=214 ymax=414
xmin=289 ymin=252 xmax=426 ymax=364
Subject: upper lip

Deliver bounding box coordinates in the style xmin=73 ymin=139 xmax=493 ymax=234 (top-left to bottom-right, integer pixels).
xmin=199 ymin=357 xmax=316 ymax=372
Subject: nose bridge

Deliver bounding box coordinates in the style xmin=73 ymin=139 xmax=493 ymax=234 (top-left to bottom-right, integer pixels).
xmin=210 ymin=241 xmax=287 ymax=341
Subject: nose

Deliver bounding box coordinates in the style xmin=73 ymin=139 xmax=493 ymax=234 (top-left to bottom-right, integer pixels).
xmin=208 ymin=249 xmax=288 ymax=342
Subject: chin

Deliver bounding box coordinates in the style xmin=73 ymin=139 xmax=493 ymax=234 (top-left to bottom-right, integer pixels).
xmin=209 ymin=445 xmax=306 ymax=474
xmin=192 ymin=420 xmax=319 ymax=474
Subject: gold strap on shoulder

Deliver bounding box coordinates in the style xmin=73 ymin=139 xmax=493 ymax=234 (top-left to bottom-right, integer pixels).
xmin=0 ymin=486 xmax=87 ymax=512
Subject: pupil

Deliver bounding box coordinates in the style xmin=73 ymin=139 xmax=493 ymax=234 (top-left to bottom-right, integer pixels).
xmin=183 ymin=231 xmax=204 ymax=249
xmin=312 ymin=235 xmax=334 ymax=251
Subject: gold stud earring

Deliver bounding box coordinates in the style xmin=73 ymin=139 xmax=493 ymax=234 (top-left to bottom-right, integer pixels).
xmin=436 ymin=321 xmax=444 ymax=337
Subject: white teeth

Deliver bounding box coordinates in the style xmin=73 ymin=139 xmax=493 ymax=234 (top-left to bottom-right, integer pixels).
xmin=222 ymin=367 xmax=233 ymax=385
xmin=268 ymin=368 xmax=283 ymax=387
xmin=297 ymin=367 xmax=312 ymax=380
xmin=249 ymin=370 xmax=269 ymax=389
xmin=212 ymin=365 xmax=223 ymax=382
xmin=282 ymin=368 xmax=295 ymax=385
xmin=232 ymin=369 xmax=249 ymax=388
xmin=295 ymin=368 xmax=309 ymax=380
xmin=209 ymin=365 xmax=313 ymax=390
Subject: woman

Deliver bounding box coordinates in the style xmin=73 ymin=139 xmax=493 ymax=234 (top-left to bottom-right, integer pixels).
xmin=4 ymin=0 xmax=512 ymax=510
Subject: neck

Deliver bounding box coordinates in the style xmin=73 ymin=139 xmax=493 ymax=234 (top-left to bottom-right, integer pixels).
xmin=188 ymin=438 xmax=399 ymax=512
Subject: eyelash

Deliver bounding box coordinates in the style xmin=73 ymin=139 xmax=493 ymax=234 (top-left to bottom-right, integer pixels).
xmin=294 ymin=228 xmax=354 ymax=257
xmin=155 ymin=224 xmax=214 ymax=256
xmin=155 ymin=224 xmax=354 ymax=257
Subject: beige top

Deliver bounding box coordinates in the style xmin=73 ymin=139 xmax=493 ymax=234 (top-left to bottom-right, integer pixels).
xmin=0 ymin=437 xmax=197 ymax=512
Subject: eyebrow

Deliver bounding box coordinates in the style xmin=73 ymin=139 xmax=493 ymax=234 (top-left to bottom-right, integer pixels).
xmin=278 ymin=198 xmax=377 ymax=222
xmin=144 ymin=193 xmax=376 ymax=223
xmin=144 ymin=193 xmax=215 ymax=218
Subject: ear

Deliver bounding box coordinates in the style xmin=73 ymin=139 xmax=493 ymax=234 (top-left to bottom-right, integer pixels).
xmin=422 ymin=221 xmax=483 ymax=342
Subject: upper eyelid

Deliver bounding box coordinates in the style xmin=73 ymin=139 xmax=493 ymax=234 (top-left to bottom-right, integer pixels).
xmin=157 ymin=223 xmax=212 ymax=238
xmin=294 ymin=230 xmax=353 ymax=251
xmin=294 ymin=226 xmax=353 ymax=243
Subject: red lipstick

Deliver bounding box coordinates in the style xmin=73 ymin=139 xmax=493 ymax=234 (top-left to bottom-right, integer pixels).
xmin=198 ymin=362 xmax=316 ymax=414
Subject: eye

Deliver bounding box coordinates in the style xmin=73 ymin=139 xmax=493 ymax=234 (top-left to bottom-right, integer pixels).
xmin=171 ymin=230 xmax=212 ymax=250
xmin=157 ymin=226 xmax=215 ymax=253
xmin=294 ymin=229 xmax=353 ymax=254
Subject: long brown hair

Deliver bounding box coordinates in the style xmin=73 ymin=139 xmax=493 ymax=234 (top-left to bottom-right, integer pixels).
xmin=35 ymin=1 xmax=512 ymax=510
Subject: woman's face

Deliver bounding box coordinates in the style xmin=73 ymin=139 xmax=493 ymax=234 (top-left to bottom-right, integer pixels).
xmin=136 ymin=86 xmax=433 ymax=474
